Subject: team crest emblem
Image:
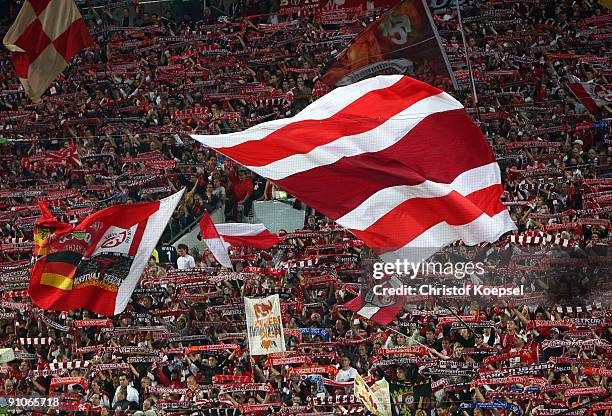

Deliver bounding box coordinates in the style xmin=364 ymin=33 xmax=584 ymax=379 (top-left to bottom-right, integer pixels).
xmin=364 ymin=279 xmax=396 ymax=307
xmin=100 ymin=230 xmax=128 ymax=248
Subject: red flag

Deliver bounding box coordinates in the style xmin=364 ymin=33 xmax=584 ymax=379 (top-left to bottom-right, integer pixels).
xmin=320 ymin=0 xmax=455 ymax=89
xmin=2 ymin=0 xmax=93 ymax=102
xmin=28 ymin=190 xmax=183 ymax=315
xmin=22 ymin=144 xmax=82 ymax=172
xmin=568 ymin=82 xmax=612 ymax=112
xmin=215 ymin=223 xmax=280 ymax=249
xmin=343 ymin=275 xmax=406 ymax=325
xmin=199 ymin=213 xmax=233 ymax=268
xmin=192 ymin=75 xmax=516 ymax=265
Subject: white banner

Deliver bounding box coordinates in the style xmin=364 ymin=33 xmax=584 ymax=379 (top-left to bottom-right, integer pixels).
xmin=354 ymin=374 xmax=392 ymax=416
xmin=354 ymin=374 xmax=377 ymax=416
xmin=0 ymin=348 xmax=15 ymax=364
xmin=245 ymin=294 xmax=286 ymax=356
xmin=371 ymin=378 xmax=392 ymax=416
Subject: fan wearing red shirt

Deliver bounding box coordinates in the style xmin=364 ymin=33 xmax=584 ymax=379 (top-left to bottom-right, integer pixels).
xmin=229 ymin=169 xmax=253 ymax=220
xmin=501 ymin=320 xmax=519 ymax=353
xmin=231 ymin=170 xmax=254 ymax=202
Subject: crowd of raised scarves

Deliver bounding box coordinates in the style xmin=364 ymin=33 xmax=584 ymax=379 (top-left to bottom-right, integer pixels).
xmin=0 ymin=0 xmax=610 ymax=415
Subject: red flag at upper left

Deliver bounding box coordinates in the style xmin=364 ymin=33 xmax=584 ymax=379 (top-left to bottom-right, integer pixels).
xmin=2 ymin=0 xmax=93 ymax=102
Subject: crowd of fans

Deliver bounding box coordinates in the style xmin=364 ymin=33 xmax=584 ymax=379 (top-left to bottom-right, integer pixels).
xmin=0 ymin=0 xmax=610 ymax=415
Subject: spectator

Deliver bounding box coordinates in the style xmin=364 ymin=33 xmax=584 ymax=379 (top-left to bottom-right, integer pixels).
xmin=230 ymin=169 xmax=253 ymax=220
xmin=335 ymin=356 xmax=358 ymax=382
xmin=113 ymin=386 xmax=138 ymax=411
xmin=0 ymin=2 xmax=609 ymax=415
xmin=176 ymin=243 xmax=196 ymax=270
xmin=113 ymin=374 xmax=139 ymax=407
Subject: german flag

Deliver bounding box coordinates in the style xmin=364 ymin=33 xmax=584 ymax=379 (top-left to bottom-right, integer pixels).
xmin=33 ymin=203 xmax=72 ymax=257
xmin=38 ymin=251 xmax=82 ymax=291
xmin=28 ymin=190 xmax=184 ymax=315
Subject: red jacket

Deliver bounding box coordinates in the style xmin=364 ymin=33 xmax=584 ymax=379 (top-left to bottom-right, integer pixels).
xmin=230 ymin=172 xmax=253 ymax=201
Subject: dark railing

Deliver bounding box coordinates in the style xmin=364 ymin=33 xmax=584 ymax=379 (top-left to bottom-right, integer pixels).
xmin=168 ymin=211 xmax=207 ymax=245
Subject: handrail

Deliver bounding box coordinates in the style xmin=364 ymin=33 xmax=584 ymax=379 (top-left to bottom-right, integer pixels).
xmin=168 ymin=211 xmax=207 ymax=245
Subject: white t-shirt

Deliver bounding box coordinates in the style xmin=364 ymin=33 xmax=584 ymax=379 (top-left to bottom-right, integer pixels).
xmin=177 ymin=254 xmax=196 ymax=270
xmin=335 ymin=366 xmax=359 ymax=382
xmin=113 ymin=384 xmax=139 ymax=406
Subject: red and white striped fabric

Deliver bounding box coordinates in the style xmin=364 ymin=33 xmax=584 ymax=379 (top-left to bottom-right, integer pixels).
xmin=192 ymin=75 xmax=516 ymax=263
xmin=22 ymin=145 xmax=82 ymax=171
xmin=194 ymin=398 xmax=236 ymax=408
xmin=312 ymin=395 xmax=359 ymax=405
xmin=340 ymin=406 xmax=365 ymax=415
xmin=47 ymin=360 xmax=90 ymax=371
xmin=281 ymin=258 xmax=318 ymax=269
xmin=2 ymin=0 xmax=93 ymax=102
xmin=568 ymin=82 xmax=612 ymax=112
xmin=32 ymin=360 xmax=91 ymax=376
xmin=3 ymin=237 xmax=29 ymax=244
xmin=215 ymin=223 xmax=280 ymax=249
xmin=199 ymin=213 xmax=232 ymax=268
xmin=507 ymin=232 xmax=576 ymax=248
xmin=172 ymin=107 xmax=211 ymax=121
xmin=20 ymin=337 xmax=53 ymax=345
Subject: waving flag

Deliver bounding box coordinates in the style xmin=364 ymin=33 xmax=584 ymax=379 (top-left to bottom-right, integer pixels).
xmin=198 ymin=218 xmax=278 ymax=266
xmin=370 ymin=378 xmax=392 ymax=416
xmin=28 ymin=190 xmax=183 ymax=315
xmin=22 ymin=145 xmax=82 ymax=172
xmin=355 ymin=374 xmax=382 ymax=416
xmin=199 ymin=213 xmax=233 ymax=268
xmin=3 ymin=0 xmax=93 ymax=102
xmin=215 ymin=223 xmax=280 ymax=249
xmin=321 ymin=0 xmax=455 ymax=89
xmin=344 ymin=275 xmax=406 ymax=325
xmin=192 ymin=75 xmax=516 ymax=264
xmin=568 ymin=82 xmax=612 ymax=112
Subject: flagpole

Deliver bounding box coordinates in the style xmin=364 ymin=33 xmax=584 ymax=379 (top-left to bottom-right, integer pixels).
xmin=436 ymin=296 xmax=478 ymax=338
xmin=455 ymin=0 xmax=480 ymax=122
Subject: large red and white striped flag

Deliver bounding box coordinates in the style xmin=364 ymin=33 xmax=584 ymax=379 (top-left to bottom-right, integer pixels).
xmin=3 ymin=0 xmax=93 ymax=102
xmin=192 ymin=75 xmax=516 ymax=263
